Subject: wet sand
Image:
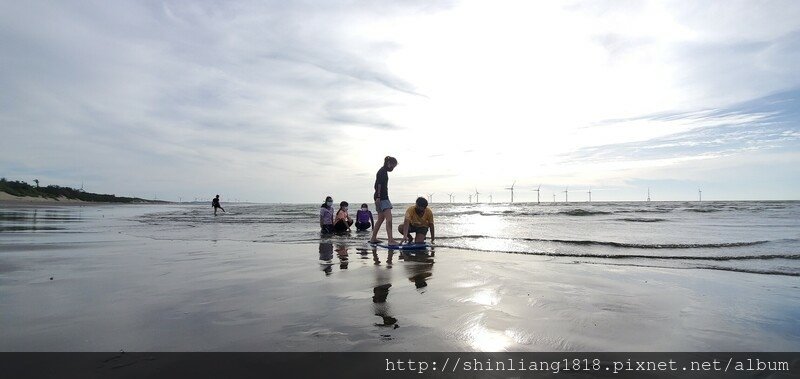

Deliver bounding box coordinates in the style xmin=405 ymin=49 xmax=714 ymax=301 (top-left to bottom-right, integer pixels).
xmin=0 ymin=205 xmax=798 ymax=351
xmin=1 ymin=244 xmax=798 ymax=351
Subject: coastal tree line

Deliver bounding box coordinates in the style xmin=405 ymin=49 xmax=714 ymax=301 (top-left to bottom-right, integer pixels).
xmin=0 ymin=178 xmax=159 ymax=203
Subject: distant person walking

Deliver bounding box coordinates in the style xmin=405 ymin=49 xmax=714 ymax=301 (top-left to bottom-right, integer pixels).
xmin=212 ymin=195 xmax=225 ymax=215
xmin=370 ymin=156 xmax=398 ymax=245
xmin=320 ymin=196 xmax=335 ymax=234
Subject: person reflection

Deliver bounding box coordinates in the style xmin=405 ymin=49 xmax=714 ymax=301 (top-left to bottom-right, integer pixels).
xmin=402 ymin=248 xmax=435 ymax=290
xmin=335 ymin=242 xmax=349 ymax=269
xmin=355 ymin=247 xmax=371 ymax=260
xmin=372 ymin=248 xmax=395 ymax=267
xmin=370 ymin=246 xmax=398 ymax=328
xmin=319 ymin=241 xmax=334 ymax=276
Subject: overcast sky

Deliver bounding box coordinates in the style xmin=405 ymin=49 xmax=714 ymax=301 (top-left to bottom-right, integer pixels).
xmin=2 ymin=0 xmax=799 ymax=202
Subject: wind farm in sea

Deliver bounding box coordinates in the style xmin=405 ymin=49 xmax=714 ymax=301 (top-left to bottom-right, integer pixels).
xmin=418 ymin=180 xmax=706 ymax=204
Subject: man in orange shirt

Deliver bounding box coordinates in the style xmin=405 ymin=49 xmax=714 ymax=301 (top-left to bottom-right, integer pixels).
xmin=398 ymin=197 xmax=435 ymax=244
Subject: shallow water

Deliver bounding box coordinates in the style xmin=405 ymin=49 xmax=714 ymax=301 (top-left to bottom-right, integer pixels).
xmin=124 ymin=201 xmax=800 ymax=276
xmin=1 ymin=203 xmax=799 ymax=351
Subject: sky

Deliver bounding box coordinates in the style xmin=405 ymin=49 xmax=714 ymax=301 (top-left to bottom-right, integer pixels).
xmin=1 ymin=0 xmax=799 ymax=203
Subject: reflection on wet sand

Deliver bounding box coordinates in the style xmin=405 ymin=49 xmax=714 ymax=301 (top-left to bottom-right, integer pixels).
xmin=0 ymin=208 xmax=83 ymax=232
xmin=317 ymin=241 xmax=437 ymax=332
xmin=370 ymin=246 xmax=397 ymax=328
xmin=371 ymin=247 xmax=437 ymax=329
xmin=318 ymin=242 xmax=334 ymax=275
xmin=319 ymin=241 xmax=352 ymax=275
xmin=335 ymin=242 xmax=349 ymax=269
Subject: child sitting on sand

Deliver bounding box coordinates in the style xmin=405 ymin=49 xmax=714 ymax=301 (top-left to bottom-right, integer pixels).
xmin=333 ymin=201 xmax=353 ymax=233
xmin=355 ymin=203 xmax=374 ymax=231
xmin=319 ymin=196 xmax=334 ymax=234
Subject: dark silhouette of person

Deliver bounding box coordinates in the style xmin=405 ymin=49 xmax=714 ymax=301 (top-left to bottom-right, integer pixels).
xmin=370 ymin=247 xmax=398 ymax=328
xmin=211 ymin=195 xmax=225 ymax=215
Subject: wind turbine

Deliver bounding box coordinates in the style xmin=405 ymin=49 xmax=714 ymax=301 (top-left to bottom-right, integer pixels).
xmin=532 ymin=185 xmax=541 ymax=204
xmin=427 ymin=193 xmax=434 ymax=203
xmin=552 ymin=193 xmax=556 ymax=203
xmin=474 ymin=188 xmax=480 ymax=203
xmin=698 ymin=189 xmax=702 ymax=202
xmin=647 ymin=188 xmax=651 ymax=202
xmin=489 ymin=193 xmax=493 ymax=203
xmin=468 ymin=194 xmax=473 ymax=203
xmin=563 ymin=187 xmax=569 ymax=203
xmin=505 ymin=181 xmax=516 ymax=203
xmin=587 ymin=187 xmax=592 ymax=202
xmin=448 ymin=193 xmax=454 ymax=203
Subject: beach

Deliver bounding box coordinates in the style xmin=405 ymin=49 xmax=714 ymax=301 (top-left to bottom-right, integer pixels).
xmin=1 ymin=203 xmax=798 ymax=352
xmin=0 ymin=193 xmax=88 ymax=204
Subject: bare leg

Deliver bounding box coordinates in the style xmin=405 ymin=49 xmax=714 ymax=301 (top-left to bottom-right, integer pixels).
xmin=214 ymin=208 xmax=217 ymax=216
xmin=398 ymin=225 xmax=410 ymax=244
xmin=371 ymin=212 xmax=385 ymax=242
xmin=384 ymin=210 xmax=397 ymax=245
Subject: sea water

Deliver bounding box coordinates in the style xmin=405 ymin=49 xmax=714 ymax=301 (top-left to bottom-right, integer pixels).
xmin=110 ymin=201 xmax=800 ymax=277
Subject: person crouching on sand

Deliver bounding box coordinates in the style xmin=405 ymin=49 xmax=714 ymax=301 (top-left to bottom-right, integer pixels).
xmin=320 ymin=196 xmax=334 ymax=234
xmin=334 ymin=201 xmax=354 ymax=233
xmin=398 ymin=197 xmax=435 ymax=244
xmin=212 ymin=195 xmax=225 ymax=215
xmin=355 ymin=203 xmax=374 ymax=231
xmin=370 ymin=156 xmax=398 ymax=245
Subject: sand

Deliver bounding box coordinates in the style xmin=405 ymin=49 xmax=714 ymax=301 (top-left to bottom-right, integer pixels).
xmin=0 ymin=192 xmax=86 ymax=204
xmin=1 ymin=244 xmax=797 ymax=351
xmin=0 ymin=205 xmax=798 ymax=352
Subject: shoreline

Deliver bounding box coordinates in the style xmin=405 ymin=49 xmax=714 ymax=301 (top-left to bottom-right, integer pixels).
xmin=1 ymin=238 xmax=797 ymax=351
xmin=0 ymin=192 xmax=86 ymax=203
xmin=0 ymin=192 xmax=166 ymax=206
xmin=0 ymin=203 xmax=797 ymax=352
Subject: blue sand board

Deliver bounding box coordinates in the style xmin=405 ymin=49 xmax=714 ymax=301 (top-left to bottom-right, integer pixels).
xmin=375 ymin=243 xmax=430 ymax=250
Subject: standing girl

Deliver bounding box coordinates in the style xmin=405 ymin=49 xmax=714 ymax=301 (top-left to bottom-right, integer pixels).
xmin=370 ymin=156 xmax=398 ymax=245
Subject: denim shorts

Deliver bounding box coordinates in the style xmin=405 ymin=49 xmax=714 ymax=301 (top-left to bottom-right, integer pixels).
xmin=398 ymin=224 xmax=428 ymax=235
xmin=375 ymin=199 xmax=393 ymax=212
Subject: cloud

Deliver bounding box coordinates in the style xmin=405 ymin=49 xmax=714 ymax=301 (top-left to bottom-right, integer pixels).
xmin=567 ymin=89 xmax=800 ymax=164
xmin=1 ymin=0 xmax=799 ymax=201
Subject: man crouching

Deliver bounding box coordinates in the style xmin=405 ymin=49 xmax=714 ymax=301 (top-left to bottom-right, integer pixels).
xmin=398 ymin=197 xmax=435 ymax=244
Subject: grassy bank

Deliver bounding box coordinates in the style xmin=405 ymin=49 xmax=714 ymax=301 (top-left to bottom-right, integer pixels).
xmin=0 ymin=178 xmax=163 ymax=203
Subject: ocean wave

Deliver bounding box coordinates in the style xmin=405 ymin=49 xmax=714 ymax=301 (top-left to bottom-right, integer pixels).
xmin=558 ymin=209 xmax=613 ymax=216
xmin=436 ymin=244 xmax=799 ymax=261
xmin=685 ymin=208 xmax=721 ymax=213
xmin=436 ymin=235 xmax=770 ymax=249
xmin=437 ymin=210 xmax=484 ymax=216
xmin=439 ymin=209 xmax=617 ymax=217
xmin=574 ymin=261 xmax=799 ymax=277
xmin=616 ymin=218 xmax=668 ymax=223
xmin=614 ymin=209 xmax=674 ymax=214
